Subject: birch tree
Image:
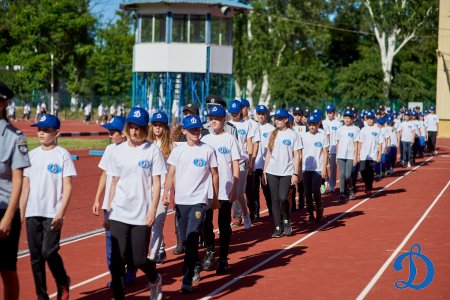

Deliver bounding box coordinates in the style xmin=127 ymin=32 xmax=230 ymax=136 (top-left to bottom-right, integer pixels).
xmin=363 ymin=0 xmax=437 ymax=98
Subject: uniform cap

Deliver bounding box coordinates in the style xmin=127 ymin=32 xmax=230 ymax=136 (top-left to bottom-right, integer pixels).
xmin=240 ymin=98 xmax=250 ymax=108
xmin=343 ymin=110 xmax=354 ymax=117
xmin=151 ymin=112 xmax=169 ymax=124
xmin=126 ymin=107 xmax=149 ymax=127
xmin=326 ymin=104 xmax=336 ymax=113
xmin=102 ymin=116 xmax=126 ymax=131
xmin=228 ymin=100 xmax=242 ymax=114
xmin=182 ymin=103 xmax=200 ymax=115
xmin=366 ymin=111 xmax=375 ymax=119
xmin=274 ymin=108 xmax=289 ymax=118
xmin=182 ymin=115 xmax=203 ymax=129
xmin=293 ymin=107 xmax=303 ymax=115
xmin=256 ymin=105 xmax=268 ymax=113
xmin=207 ymin=105 xmax=226 ymax=117
xmin=205 ymin=94 xmax=227 ymax=108
xmin=31 ymin=114 xmax=60 ymax=129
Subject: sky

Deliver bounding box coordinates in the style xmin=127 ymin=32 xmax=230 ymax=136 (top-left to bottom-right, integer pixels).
xmin=89 ymin=0 xmax=124 ymax=24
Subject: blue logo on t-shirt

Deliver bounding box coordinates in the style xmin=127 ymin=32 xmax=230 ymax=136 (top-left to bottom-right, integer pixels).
xmin=314 ymin=142 xmax=323 ymax=147
xmin=331 ymin=126 xmax=338 ymax=131
xmin=348 ymin=132 xmax=354 ymax=137
xmin=371 ymin=132 xmax=378 ymax=137
xmin=263 ymin=132 xmax=269 ymax=138
xmin=193 ymin=158 xmax=207 ymax=167
xmin=282 ymin=139 xmax=292 ymax=146
xmin=408 ymin=125 xmax=412 ymax=129
xmin=138 ymin=160 xmax=152 ymax=169
xmin=47 ymin=163 xmax=62 ymax=174
xmin=237 ymin=129 xmax=247 ymax=136
xmin=218 ymin=147 xmax=230 ymax=154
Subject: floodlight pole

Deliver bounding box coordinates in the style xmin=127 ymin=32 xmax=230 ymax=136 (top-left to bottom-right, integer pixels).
xmin=51 ymin=53 xmax=54 ymax=114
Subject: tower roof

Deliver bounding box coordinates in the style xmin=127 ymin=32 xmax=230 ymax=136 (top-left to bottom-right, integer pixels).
xmin=120 ymin=0 xmax=252 ymax=11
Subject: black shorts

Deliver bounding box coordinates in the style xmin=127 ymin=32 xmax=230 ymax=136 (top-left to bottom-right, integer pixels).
xmin=0 ymin=209 xmax=21 ymax=271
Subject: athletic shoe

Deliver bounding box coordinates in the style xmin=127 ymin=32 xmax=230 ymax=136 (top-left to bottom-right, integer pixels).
xmin=320 ymin=181 xmax=326 ymax=194
xmin=231 ymin=218 xmax=242 ymax=227
xmin=243 ymin=215 xmax=252 ymax=229
xmin=172 ymin=243 xmax=184 ymax=255
xmin=149 ymin=273 xmax=162 ymax=300
xmin=283 ymin=220 xmax=292 ymax=236
xmin=315 ymin=208 xmax=324 ymax=224
xmin=202 ymin=250 xmax=216 ymax=271
xmin=365 ymin=188 xmax=372 ymax=196
xmin=307 ymin=215 xmax=315 ymax=225
xmin=329 ymin=185 xmax=335 ymax=193
xmin=271 ymin=227 xmax=283 ymax=238
xmin=181 ymin=282 xmax=193 ymax=293
xmin=155 ymin=249 xmax=167 ymax=265
xmin=348 ymin=189 xmax=355 ymax=200
xmin=407 ymin=162 xmax=411 ymax=168
xmin=216 ymin=259 xmax=230 ymax=274
xmin=193 ymin=263 xmax=201 ymax=282
xmin=339 ymin=193 xmax=346 ymax=204
xmin=57 ymin=276 xmax=71 ymax=300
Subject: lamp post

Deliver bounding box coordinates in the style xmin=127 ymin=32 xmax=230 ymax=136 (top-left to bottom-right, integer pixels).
xmin=51 ymin=53 xmax=54 ymax=115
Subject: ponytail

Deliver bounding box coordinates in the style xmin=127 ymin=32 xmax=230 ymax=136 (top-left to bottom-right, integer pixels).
xmin=268 ymin=128 xmax=279 ymax=152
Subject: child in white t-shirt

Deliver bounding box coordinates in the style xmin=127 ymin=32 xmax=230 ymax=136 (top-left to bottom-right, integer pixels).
xmin=263 ymin=108 xmax=302 ymax=237
xmin=386 ymin=117 xmax=398 ymax=174
xmin=322 ymin=104 xmax=342 ymax=193
xmin=162 ymin=115 xmax=219 ymax=293
xmin=397 ymin=112 xmax=415 ymax=168
xmin=20 ymin=114 xmax=76 ymax=300
xmin=106 ymin=107 xmax=166 ymax=300
xmin=301 ymin=115 xmax=329 ymax=224
xmin=201 ymin=105 xmax=240 ymax=274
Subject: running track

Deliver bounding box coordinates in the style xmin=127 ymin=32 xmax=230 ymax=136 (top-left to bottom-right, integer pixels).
xmin=1 ymin=138 xmax=449 ymax=299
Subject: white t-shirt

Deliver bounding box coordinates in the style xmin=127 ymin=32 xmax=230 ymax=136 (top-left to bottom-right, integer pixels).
xmin=167 ymin=142 xmax=218 ymax=205
xmin=266 ymin=129 xmax=302 ymax=176
xmin=202 ymin=132 xmax=241 ymax=200
xmin=107 ymin=141 xmax=167 ymax=225
xmin=323 ymin=118 xmax=342 ymax=154
xmin=418 ymin=120 xmax=426 ymax=137
xmin=255 ymin=122 xmax=275 ymax=170
xmin=98 ymin=143 xmax=118 ymax=210
xmin=24 ymin=146 xmax=77 ymax=218
xmin=228 ymin=119 xmax=254 ymax=162
xmin=412 ymin=120 xmax=421 ymax=137
xmin=301 ymin=131 xmax=329 ymax=172
xmin=358 ymin=125 xmax=383 ymax=161
xmin=399 ymin=121 xmax=415 ymax=142
xmin=248 ymin=118 xmax=261 ymax=143
xmin=336 ymin=125 xmax=360 ymax=160
xmin=425 ymin=114 xmax=438 ymax=132
xmin=292 ymin=124 xmax=308 ymax=135
xmin=388 ymin=126 xmax=398 ymax=146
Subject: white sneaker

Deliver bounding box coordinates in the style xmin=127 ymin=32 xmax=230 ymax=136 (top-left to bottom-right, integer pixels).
xmin=243 ymin=215 xmax=252 ymax=229
xmin=149 ymin=273 xmax=162 ymax=300
xmin=407 ymin=162 xmax=411 ymax=168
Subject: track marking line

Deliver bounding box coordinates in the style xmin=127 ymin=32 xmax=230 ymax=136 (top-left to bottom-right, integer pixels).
xmin=356 ymin=178 xmax=450 ymax=300
xmin=200 ymin=157 xmax=434 ymax=300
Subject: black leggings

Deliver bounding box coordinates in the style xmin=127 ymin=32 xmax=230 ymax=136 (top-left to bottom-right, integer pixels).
xmin=303 ymin=171 xmax=322 ymax=217
xmin=267 ymin=174 xmax=292 ymax=227
xmin=203 ymin=200 xmax=232 ymax=260
xmin=110 ymin=220 xmax=157 ymax=299
xmin=360 ymin=160 xmax=375 ymax=190
xmin=428 ymin=131 xmax=437 ymax=153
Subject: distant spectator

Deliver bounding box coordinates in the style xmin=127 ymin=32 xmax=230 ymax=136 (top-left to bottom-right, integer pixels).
xmin=109 ymin=103 xmax=116 ymax=120
xmin=7 ymin=100 xmax=16 ymax=121
xmin=23 ymin=102 xmax=31 ymax=121
xmin=97 ymin=103 xmax=104 ymax=124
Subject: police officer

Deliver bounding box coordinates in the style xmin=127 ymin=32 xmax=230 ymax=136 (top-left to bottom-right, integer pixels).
xmin=0 ymin=81 xmax=30 ymax=300
xmin=203 ymin=94 xmax=237 ymax=138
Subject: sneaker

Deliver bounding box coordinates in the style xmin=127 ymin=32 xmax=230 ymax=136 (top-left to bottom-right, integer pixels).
xmin=202 ymin=250 xmax=216 ymax=271
xmin=283 ymin=220 xmax=292 ymax=236
xmin=316 ymin=208 xmax=324 ymax=224
xmin=320 ymin=181 xmax=326 ymax=195
xmin=125 ymin=269 xmax=137 ymax=285
xmin=307 ymin=215 xmax=315 ymax=225
xmin=407 ymin=162 xmax=411 ymax=168
xmin=348 ymin=189 xmax=355 ymax=200
xmin=243 ymin=215 xmax=252 ymax=229
xmin=57 ymin=276 xmax=71 ymax=300
xmin=181 ymin=282 xmax=193 ymax=293
xmin=231 ymin=218 xmax=242 ymax=227
xmin=271 ymin=227 xmax=283 ymax=238
xmin=149 ymin=273 xmax=162 ymax=300
xmin=329 ymin=185 xmax=335 ymax=193
xmin=193 ymin=263 xmax=201 ymax=282
xmin=339 ymin=193 xmax=346 ymax=204
xmin=155 ymin=249 xmax=167 ymax=265
xmin=216 ymin=259 xmax=230 ymax=274
xmin=365 ymin=188 xmax=372 ymax=196
xmin=172 ymin=243 xmax=184 ymax=255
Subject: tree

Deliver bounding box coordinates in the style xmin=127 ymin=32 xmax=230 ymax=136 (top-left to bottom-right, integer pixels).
xmin=362 ymin=0 xmax=437 ymax=98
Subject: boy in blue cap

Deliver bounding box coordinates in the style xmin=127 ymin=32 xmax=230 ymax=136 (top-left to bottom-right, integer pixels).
xmin=163 ymin=115 xmax=219 ymax=293
xmin=323 ymin=104 xmax=341 ymax=193
xmin=20 ymin=114 xmax=76 ymax=300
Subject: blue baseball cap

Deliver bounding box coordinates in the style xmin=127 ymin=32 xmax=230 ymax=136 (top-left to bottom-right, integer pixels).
xmin=288 ymin=114 xmax=294 ymax=123
xmin=404 ymin=111 xmax=411 ymax=116
xmin=127 ymin=107 xmax=149 ymax=127
xmin=256 ymin=105 xmax=268 ymax=113
xmin=387 ymin=117 xmax=394 ymax=124
xmin=102 ymin=116 xmax=126 ymax=131
xmin=207 ymin=105 xmax=226 ymax=117
xmin=228 ymin=100 xmax=242 ymax=114
xmin=343 ymin=110 xmax=353 ymax=117
xmin=366 ymin=111 xmax=375 ymax=119
xmin=326 ymin=104 xmax=336 ymax=113
xmin=430 ymin=106 xmax=435 ymax=111
xmin=313 ymin=109 xmax=323 ymax=118
xmin=240 ymin=98 xmax=250 ymax=108
xmin=274 ymin=108 xmax=289 ymax=118
xmin=151 ymin=111 xmax=168 ymax=124
xmin=182 ymin=115 xmax=203 ymax=129
xmin=307 ymin=115 xmax=321 ymax=123
xmin=31 ymin=114 xmax=60 ymax=129
xmin=376 ymin=118 xmax=386 ymax=125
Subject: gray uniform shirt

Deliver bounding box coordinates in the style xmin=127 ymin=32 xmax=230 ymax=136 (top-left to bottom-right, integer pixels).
xmin=0 ymin=118 xmax=30 ymax=209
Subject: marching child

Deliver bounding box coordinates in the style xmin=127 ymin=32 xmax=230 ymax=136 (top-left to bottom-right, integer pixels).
xmin=336 ymin=109 xmax=360 ymax=203
xmin=322 ymin=104 xmax=341 ymax=193
xmin=301 ymin=114 xmax=329 ymax=224
xmin=106 ymin=107 xmax=166 ymax=300
xmin=263 ymin=108 xmax=301 ymax=237
xmin=20 ymin=114 xmax=76 ymax=300
xmin=386 ymin=117 xmax=398 ymax=174
xmin=397 ymin=111 xmax=415 ymax=168
xmin=201 ymin=105 xmax=240 ymax=274
xmin=357 ymin=112 xmax=382 ymax=195
xmin=91 ymin=116 xmax=136 ymax=287
xmin=163 ymin=115 xmax=219 ymax=293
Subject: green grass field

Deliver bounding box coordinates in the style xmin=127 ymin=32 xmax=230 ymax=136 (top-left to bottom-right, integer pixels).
xmin=26 ymin=137 xmax=109 ymax=150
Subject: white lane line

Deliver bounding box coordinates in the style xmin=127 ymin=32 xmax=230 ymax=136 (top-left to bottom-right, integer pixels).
xmin=48 ymin=209 xmax=269 ymax=298
xmin=356 ymin=178 xmax=450 ymax=300
xmin=200 ymin=157 xmax=434 ymax=300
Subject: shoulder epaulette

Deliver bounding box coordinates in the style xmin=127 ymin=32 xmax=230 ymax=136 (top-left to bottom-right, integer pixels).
xmin=4 ymin=123 xmax=23 ymax=135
